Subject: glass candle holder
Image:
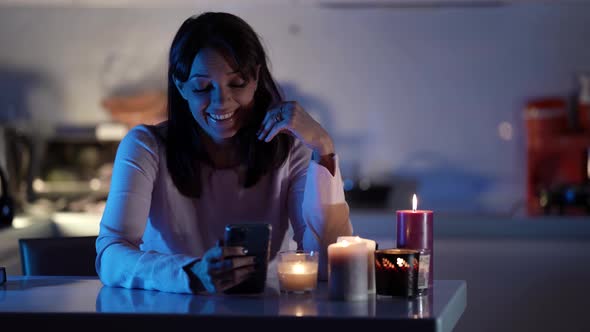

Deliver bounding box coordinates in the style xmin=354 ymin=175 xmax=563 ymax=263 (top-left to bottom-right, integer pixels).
xmin=374 ymin=249 xmax=421 ymax=297
xmin=277 ymin=250 xmax=319 ymax=294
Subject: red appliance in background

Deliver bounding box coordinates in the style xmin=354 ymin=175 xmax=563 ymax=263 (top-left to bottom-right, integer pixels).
xmin=525 ymin=97 xmax=590 ymax=216
xmin=578 ymin=73 xmax=590 ymax=132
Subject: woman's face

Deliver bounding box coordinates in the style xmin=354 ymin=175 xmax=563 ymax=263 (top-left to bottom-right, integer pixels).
xmin=175 ymin=48 xmax=258 ymax=144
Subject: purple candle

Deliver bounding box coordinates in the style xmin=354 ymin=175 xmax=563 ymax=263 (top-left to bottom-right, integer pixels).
xmin=396 ymin=194 xmax=433 ymax=292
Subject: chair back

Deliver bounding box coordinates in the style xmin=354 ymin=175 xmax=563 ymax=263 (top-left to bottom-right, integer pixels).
xmin=19 ymin=236 xmax=98 ymax=276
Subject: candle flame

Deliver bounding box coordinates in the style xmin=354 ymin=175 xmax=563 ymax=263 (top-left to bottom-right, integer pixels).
xmin=412 ymin=194 xmax=418 ymax=211
xmin=292 ymin=263 xmax=305 ymax=274
xmin=340 ymin=240 xmax=350 ymax=247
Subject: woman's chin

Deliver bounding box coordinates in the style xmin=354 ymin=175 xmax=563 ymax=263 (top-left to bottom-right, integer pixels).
xmin=208 ymin=129 xmax=239 ymax=143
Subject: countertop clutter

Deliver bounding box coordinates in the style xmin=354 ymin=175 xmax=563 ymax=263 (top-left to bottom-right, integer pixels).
xmin=0 ymin=123 xmax=122 ymax=230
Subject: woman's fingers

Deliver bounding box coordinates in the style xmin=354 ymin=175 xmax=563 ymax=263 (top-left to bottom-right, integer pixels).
xmin=205 ymin=257 xmax=256 ymax=293
xmin=204 ymin=245 xmax=248 ymax=262
xmin=214 ymin=265 xmax=256 ymax=291
xmin=209 ymin=256 xmax=256 ymax=275
xmin=222 ymin=246 xmax=249 ymax=257
xmin=195 ymin=244 xmax=253 ymax=294
xmin=262 ymin=119 xmax=288 ymax=142
xmin=198 ymin=244 xmax=256 ymax=294
xmin=257 ymin=102 xmax=293 ymax=141
xmin=257 ymin=112 xmax=283 ymax=141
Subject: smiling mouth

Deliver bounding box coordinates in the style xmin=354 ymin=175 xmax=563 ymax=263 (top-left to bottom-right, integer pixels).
xmin=207 ymin=110 xmax=238 ymax=122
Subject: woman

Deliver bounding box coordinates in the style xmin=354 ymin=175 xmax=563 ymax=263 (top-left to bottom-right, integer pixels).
xmin=96 ymin=12 xmax=352 ymax=294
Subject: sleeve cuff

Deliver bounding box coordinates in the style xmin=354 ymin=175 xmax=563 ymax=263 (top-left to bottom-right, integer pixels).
xmin=305 ymin=154 xmax=346 ymax=205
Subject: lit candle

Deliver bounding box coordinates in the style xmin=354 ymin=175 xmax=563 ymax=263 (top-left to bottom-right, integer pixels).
xmin=277 ymin=251 xmax=318 ymax=293
xmin=396 ymin=194 xmax=433 ymax=292
xmin=327 ymin=240 xmax=368 ymax=301
xmin=337 ymin=236 xmax=376 ymax=294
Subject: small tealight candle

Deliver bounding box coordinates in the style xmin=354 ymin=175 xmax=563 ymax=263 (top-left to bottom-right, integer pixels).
xmin=337 ymin=236 xmax=376 ymax=294
xmin=277 ymin=251 xmax=318 ymax=294
xmin=328 ymin=240 xmax=368 ymax=301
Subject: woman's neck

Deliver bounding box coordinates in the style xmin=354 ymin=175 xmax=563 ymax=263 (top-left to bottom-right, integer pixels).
xmin=200 ymin=132 xmax=241 ymax=169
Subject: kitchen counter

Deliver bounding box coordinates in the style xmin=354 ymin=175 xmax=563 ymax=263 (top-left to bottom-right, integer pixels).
xmin=2 ymin=210 xmax=589 ymax=273
xmin=349 ymin=209 xmax=590 ymax=240
xmin=4 ymin=210 xmax=590 ymax=239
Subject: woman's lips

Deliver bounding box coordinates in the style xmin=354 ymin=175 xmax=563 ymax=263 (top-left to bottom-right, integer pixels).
xmin=207 ymin=109 xmax=238 ymax=122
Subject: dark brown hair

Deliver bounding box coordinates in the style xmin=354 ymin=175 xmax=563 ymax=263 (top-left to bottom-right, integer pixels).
xmin=166 ymin=12 xmax=292 ymax=198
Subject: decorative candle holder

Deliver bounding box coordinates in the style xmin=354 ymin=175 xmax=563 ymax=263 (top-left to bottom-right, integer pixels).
xmin=277 ymin=250 xmax=319 ymax=294
xmin=374 ymin=249 xmax=421 ymax=298
xmin=416 ymin=249 xmax=431 ymax=295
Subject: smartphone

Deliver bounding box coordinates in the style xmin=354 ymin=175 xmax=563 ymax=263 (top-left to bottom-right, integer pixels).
xmin=223 ymin=223 xmax=272 ymax=294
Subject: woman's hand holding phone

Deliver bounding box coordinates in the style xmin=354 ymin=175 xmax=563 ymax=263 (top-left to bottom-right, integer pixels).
xmin=222 ymin=224 xmax=272 ymax=294
xmin=189 ymin=243 xmax=256 ymax=294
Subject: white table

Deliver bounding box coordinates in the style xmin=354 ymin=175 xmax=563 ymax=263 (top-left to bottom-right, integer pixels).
xmin=0 ymin=276 xmax=466 ymax=331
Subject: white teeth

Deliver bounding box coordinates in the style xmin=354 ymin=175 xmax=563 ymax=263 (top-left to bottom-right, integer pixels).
xmin=208 ymin=111 xmax=236 ymax=121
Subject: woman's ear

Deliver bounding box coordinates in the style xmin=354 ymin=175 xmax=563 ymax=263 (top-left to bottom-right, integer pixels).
xmin=252 ymin=65 xmax=261 ymax=92
xmin=254 ymin=65 xmax=261 ymax=83
xmin=173 ymin=77 xmax=188 ymax=100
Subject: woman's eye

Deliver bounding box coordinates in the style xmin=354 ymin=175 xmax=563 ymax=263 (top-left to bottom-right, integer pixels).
xmin=191 ymin=80 xmax=247 ymax=93
xmin=192 ymin=85 xmax=212 ymax=93
xmin=230 ymin=81 xmax=248 ymax=88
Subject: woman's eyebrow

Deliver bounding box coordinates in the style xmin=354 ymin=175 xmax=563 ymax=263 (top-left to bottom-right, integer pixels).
xmin=188 ymin=70 xmax=240 ymax=80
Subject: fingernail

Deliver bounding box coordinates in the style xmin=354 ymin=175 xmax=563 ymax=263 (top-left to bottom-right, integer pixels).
xmin=242 ymin=248 xmax=248 ymax=254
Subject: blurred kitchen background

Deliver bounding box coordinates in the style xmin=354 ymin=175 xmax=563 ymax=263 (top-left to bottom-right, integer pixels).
xmin=1 ymin=0 xmax=590 ymax=331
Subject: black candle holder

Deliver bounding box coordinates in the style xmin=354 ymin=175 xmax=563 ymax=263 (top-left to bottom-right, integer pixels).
xmin=375 ymin=249 xmax=420 ymax=297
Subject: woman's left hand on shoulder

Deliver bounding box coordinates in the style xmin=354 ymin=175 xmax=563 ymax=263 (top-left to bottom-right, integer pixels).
xmin=257 ymin=101 xmax=334 ymax=156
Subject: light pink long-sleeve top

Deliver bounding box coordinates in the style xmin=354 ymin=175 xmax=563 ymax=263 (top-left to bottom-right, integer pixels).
xmin=96 ymin=123 xmax=353 ymax=294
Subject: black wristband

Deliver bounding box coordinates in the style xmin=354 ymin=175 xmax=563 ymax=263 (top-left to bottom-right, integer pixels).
xmin=316 ymin=153 xmax=336 ymax=177
xmin=182 ymin=260 xmax=205 ymax=294
xmin=0 ymin=267 xmax=6 ymax=285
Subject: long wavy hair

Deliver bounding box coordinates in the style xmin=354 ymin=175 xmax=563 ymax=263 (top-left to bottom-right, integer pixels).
xmin=166 ymin=12 xmax=293 ymax=198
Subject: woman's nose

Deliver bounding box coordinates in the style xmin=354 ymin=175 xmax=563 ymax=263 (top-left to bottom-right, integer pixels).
xmin=211 ymin=87 xmax=232 ymax=106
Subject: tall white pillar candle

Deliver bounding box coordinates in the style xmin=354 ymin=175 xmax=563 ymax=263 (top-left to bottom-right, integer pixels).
xmin=337 ymin=236 xmax=376 ymax=294
xmin=328 ymin=240 xmax=368 ymax=301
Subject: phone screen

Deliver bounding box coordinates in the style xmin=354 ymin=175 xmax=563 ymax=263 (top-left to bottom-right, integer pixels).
xmin=223 ymin=223 xmax=272 ymax=294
